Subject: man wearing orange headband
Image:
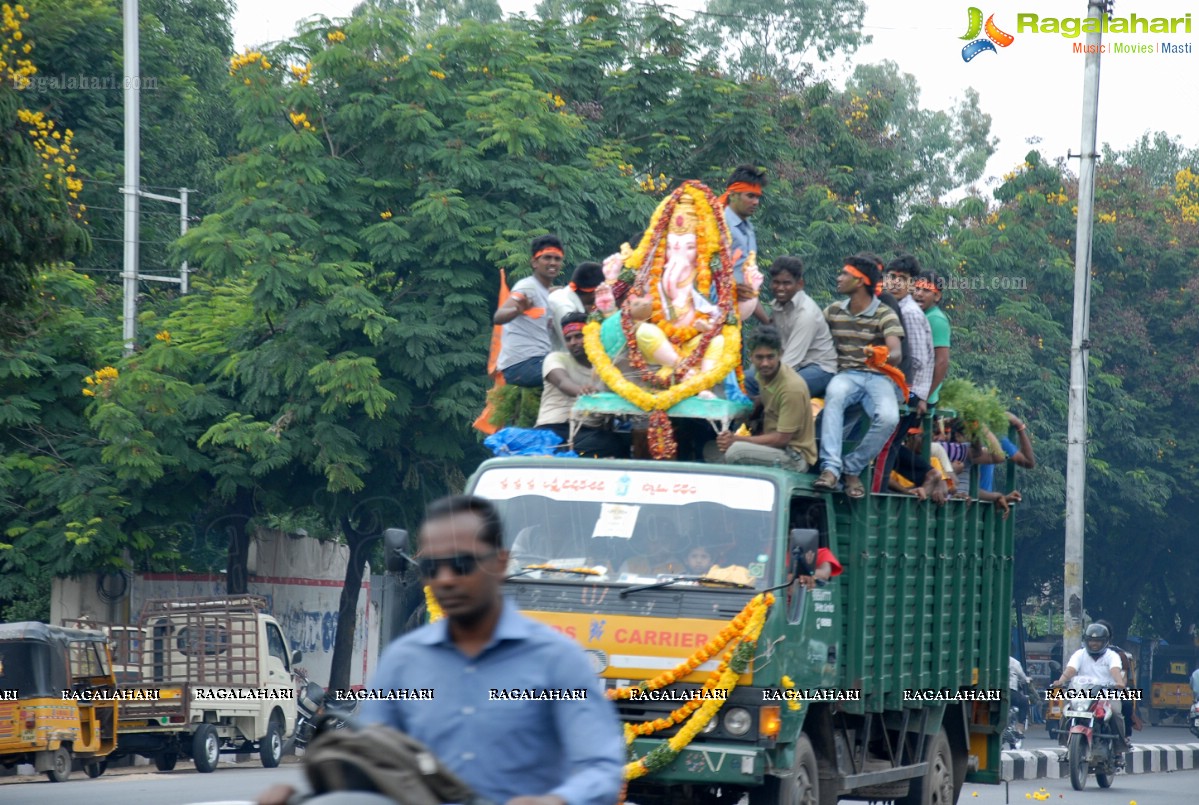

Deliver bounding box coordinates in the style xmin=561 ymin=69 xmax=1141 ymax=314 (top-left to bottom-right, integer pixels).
xmin=548 ymin=261 xmax=604 ymax=350
xmin=911 ymin=269 xmax=951 ymax=408
xmin=493 ymin=234 xmax=564 ymax=387
xmin=812 ymin=256 xmax=906 ymax=499
xmin=722 ymin=166 xmax=768 ymax=322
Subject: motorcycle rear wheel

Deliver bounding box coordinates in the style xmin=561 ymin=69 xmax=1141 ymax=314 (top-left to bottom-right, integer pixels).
xmin=1096 ymin=770 xmax=1114 ymax=788
xmin=1068 ymin=733 xmax=1088 ymax=791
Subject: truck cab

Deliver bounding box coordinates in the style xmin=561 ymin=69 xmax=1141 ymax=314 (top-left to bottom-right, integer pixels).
xmin=460 ymin=455 xmax=1013 ymax=804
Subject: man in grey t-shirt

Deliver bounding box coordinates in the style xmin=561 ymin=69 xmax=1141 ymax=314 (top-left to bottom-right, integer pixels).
xmin=493 ymin=235 xmax=564 ymax=387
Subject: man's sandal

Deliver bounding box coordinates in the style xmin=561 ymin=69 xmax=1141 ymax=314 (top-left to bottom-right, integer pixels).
xmin=812 ymin=470 xmax=839 ymax=491
xmin=843 ymin=475 xmax=866 ymax=499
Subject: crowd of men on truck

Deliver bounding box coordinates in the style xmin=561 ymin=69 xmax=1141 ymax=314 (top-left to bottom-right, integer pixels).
xmin=487 ymin=165 xmax=1036 ymax=510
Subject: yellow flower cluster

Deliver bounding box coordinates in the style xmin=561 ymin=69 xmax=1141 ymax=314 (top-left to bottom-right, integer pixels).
xmin=984 ymin=212 xmax=999 ymax=225
xmin=289 ymin=61 xmax=311 ymax=86
xmin=617 ymin=162 xmax=635 ymax=177
xmin=638 ymin=172 xmax=669 ymax=194
xmin=17 ymin=108 xmax=83 ymax=214
xmin=1173 ymin=167 xmax=1199 ymax=224
xmin=1096 ymin=211 xmax=1117 ymax=224
xmin=1025 ymin=786 xmax=1051 ymax=800
xmin=545 ymin=91 xmax=566 ymax=108
xmin=1045 ymin=188 xmax=1069 ymax=206
xmin=843 ymin=93 xmax=870 ymax=132
xmin=82 ymin=366 xmax=119 ymax=397
xmin=327 ymin=30 xmax=346 ymax=43
xmin=779 ymin=675 xmax=801 ymax=711
xmin=380 ymin=210 xmax=393 ymax=220
xmin=289 ymin=111 xmax=314 ymax=131
xmin=229 ymin=50 xmax=270 ymax=76
xmin=429 ymin=69 xmax=446 ymax=80
xmin=423 ymin=586 xmax=445 ymax=622
xmin=624 ymin=593 xmax=773 ymax=781
xmin=1 ymin=3 xmax=35 ymax=88
xmin=155 ymin=330 xmax=171 ymax=344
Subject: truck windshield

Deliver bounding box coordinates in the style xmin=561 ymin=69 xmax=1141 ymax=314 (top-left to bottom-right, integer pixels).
xmin=474 ymin=466 xmax=777 ymax=590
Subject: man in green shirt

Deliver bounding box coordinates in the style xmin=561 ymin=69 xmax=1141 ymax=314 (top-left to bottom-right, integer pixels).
xmin=912 ymin=270 xmax=951 ymax=407
xmin=708 ymin=326 xmax=816 ymax=471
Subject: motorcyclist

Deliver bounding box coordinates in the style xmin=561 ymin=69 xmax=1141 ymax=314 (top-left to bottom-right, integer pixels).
xmin=1051 ymin=622 xmax=1131 ymax=766
xmin=1096 ymin=619 xmax=1142 ymax=736
xmin=1008 ymin=656 xmax=1031 ymax=739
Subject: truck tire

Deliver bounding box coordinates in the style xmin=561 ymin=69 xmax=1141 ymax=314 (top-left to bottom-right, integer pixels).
xmin=752 ymin=733 xmax=821 ymax=805
xmin=192 ymin=724 xmax=220 ymax=773
xmin=155 ymin=752 xmax=178 ymax=771
xmin=897 ymin=729 xmax=954 ymax=805
xmin=45 ymin=746 xmax=72 ymax=783
xmin=259 ymin=714 xmax=284 ymax=768
xmin=84 ymin=759 xmax=107 ymax=778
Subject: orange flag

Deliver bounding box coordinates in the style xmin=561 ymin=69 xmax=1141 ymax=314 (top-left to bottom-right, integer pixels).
xmin=473 ymin=270 xmax=510 ymax=435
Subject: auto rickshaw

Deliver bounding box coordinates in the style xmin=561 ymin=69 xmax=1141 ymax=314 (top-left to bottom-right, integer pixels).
xmin=0 ymin=622 xmax=119 ymax=781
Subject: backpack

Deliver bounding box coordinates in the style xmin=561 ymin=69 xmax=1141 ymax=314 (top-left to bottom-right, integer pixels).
xmin=304 ymin=723 xmax=495 ymax=805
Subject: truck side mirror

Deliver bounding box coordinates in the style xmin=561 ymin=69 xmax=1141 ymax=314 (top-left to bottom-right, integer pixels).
xmin=788 ymin=528 xmax=820 ymax=578
xmin=384 ymin=528 xmax=411 ymax=574
xmin=292 ymin=650 xmax=303 ymax=666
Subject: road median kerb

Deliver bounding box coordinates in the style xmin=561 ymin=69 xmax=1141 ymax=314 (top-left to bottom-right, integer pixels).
xmin=1001 ymin=742 xmax=1199 ymax=780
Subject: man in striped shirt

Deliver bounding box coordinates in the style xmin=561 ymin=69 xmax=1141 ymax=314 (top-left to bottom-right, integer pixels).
xmin=812 ymin=256 xmax=906 ymax=499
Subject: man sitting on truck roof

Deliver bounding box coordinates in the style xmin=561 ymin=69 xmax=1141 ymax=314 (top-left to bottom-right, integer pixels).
xmin=706 ymin=325 xmax=817 ymax=472
xmin=812 ymin=256 xmax=905 ymax=498
xmin=257 ymin=495 xmax=625 ymax=805
xmin=534 ymin=312 xmax=627 ymax=458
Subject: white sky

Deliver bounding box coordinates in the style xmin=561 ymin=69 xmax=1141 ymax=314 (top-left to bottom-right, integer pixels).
xmin=232 ymin=0 xmax=1199 ymax=187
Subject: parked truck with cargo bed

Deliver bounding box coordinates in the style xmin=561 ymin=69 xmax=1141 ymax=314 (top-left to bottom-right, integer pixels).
xmin=105 ymin=595 xmax=298 ymax=772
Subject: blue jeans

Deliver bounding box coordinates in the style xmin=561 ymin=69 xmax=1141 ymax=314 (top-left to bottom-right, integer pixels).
xmin=819 ymin=371 xmax=901 ymax=477
xmin=500 ymin=355 xmax=545 ymax=387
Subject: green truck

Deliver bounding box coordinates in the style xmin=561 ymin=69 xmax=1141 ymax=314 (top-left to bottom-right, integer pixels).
xmin=457 ymin=454 xmax=1013 ymax=804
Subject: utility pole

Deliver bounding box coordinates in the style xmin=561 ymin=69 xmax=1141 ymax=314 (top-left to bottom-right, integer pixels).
xmin=121 ymin=0 xmax=140 ymax=356
xmin=1063 ymin=0 xmax=1110 ymax=667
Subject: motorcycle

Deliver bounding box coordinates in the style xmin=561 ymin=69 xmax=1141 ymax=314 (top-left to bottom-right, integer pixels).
xmin=286 ymin=669 xmax=357 ymax=753
xmin=1002 ymin=703 xmax=1024 ymax=750
xmin=1189 ymin=700 xmax=1199 ymax=740
xmin=1058 ymin=676 xmax=1124 ymax=791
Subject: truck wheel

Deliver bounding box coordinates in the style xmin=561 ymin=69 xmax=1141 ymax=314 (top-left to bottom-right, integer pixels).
xmin=155 ymin=752 xmax=178 ymax=771
xmin=751 ymin=733 xmax=821 ymax=805
xmin=897 ymin=729 xmax=954 ymax=805
xmin=45 ymin=746 xmax=72 ymax=783
xmin=1067 ymin=733 xmax=1088 ymax=791
xmin=259 ymin=715 xmax=284 ymax=768
xmin=84 ymin=760 xmax=107 ymax=778
xmin=192 ymin=724 xmax=220 ymax=773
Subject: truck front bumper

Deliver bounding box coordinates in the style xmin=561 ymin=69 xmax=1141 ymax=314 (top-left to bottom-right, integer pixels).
xmin=627 ymin=737 xmax=767 ymax=785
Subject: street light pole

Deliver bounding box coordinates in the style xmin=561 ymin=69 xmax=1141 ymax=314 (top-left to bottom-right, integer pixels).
xmin=1063 ymin=0 xmax=1110 ymax=667
xmin=121 ymin=0 xmax=140 ymax=355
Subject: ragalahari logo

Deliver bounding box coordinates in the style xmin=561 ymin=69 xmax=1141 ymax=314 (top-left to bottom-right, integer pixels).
xmin=960 ymin=7 xmax=1015 ymax=62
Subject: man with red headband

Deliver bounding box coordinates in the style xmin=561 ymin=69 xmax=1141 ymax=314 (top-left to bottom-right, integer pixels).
xmin=493 ymin=234 xmax=564 ymax=387
xmin=812 ymin=256 xmax=905 ymax=499
xmin=536 ymin=312 xmax=627 ymax=458
xmin=722 ymin=165 xmax=769 ymax=323
xmin=911 ymin=269 xmax=951 ymax=408
xmin=548 ymin=261 xmax=604 ymax=350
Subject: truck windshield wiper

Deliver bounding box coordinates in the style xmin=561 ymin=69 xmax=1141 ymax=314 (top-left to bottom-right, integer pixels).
xmin=619 ymin=575 xmax=756 ymax=598
xmin=508 ymin=565 xmax=605 ymax=580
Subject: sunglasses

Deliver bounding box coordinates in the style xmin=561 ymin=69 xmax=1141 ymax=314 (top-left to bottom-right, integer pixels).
xmin=417 ymin=551 xmax=497 ymax=578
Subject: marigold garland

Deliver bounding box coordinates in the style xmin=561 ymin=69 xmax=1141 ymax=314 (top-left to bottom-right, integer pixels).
xmin=623 ymin=593 xmax=774 ymax=780
xmin=586 ymin=181 xmax=742 ymax=429
xmin=423 ymin=585 xmax=444 ymax=622
xmin=521 ymin=564 xmax=601 ymax=576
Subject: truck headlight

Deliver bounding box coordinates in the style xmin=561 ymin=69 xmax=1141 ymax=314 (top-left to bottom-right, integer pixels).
xmin=723 ymin=707 xmax=752 ymax=736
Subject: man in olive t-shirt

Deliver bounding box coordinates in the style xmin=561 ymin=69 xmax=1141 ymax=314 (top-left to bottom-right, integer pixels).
xmin=707 ymin=326 xmax=816 ymax=471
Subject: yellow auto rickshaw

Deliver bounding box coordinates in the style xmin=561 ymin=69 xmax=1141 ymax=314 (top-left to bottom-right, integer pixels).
xmin=0 ymin=622 xmax=118 ymax=781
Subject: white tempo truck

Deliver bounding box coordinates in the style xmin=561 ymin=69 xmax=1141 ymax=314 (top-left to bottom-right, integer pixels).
xmin=108 ymin=595 xmax=298 ymax=772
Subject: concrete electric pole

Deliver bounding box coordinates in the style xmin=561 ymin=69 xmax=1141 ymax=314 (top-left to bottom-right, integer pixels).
xmin=121 ymin=0 xmax=140 ymax=356
xmin=1063 ymin=0 xmax=1111 ymax=666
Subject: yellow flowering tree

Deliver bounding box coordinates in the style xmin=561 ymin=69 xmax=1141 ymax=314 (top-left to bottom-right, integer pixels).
xmin=0 ymin=2 xmax=88 ymax=310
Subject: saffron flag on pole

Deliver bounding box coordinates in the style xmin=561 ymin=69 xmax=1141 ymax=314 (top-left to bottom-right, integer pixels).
xmin=473 ymin=269 xmax=509 ymax=435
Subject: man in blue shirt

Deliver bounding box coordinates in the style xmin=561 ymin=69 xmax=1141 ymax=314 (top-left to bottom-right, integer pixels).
xmin=259 ymin=495 xmax=625 ymax=805
xmin=722 ymin=165 xmax=769 ymax=323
